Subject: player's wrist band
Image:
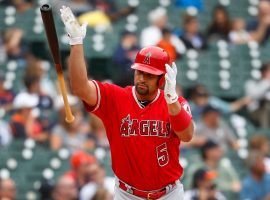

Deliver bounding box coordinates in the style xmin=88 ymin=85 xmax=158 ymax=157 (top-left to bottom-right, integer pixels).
xmin=169 ymin=107 xmax=192 ymax=132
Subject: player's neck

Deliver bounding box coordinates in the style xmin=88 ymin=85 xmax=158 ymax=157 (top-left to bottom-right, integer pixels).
xmin=135 ymin=90 xmax=158 ymax=102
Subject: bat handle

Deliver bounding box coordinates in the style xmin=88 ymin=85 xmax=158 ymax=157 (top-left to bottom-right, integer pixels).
xmin=57 ymin=70 xmax=75 ymax=123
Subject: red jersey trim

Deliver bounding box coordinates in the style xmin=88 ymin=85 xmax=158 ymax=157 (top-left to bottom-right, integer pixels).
xmin=132 ymin=87 xmax=160 ymax=108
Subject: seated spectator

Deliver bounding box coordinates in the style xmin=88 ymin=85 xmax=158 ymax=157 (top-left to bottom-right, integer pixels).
xmin=10 ymin=92 xmax=47 ymax=142
xmin=184 ymin=168 xmax=226 ymax=200
xmin=3 ymin=28 xmax=28 ymax=60
xmin=52 ymin=175 xmax=78 ymax=200
xmin=188 ymin=84 xmax=250 ymax=122
xmin=39 ymin=179 xmax=55 ymax=200
xmin=25 ymin=57 xmax=58 ymax=99
xmin=52 ymin=0 xmax=93 ymax=16
xmin=157 ymin=28 xmax=186 ymax=62
xmin=11 ymin=0 xmax=34 ymax=13
xmin=89 ymin=114 xmax=109 ymax=149
xmin=249 ymin=135 xmax=270 ymax=173
xmin=77 ymin=0 xmax=136 ymax=28
xmin=140 ymin=7 xmax=186 ymax=54
xmin=240 ymin=151 xmax=270 ymax=200
xmin=191 ymin=105 xmax=239 ymax=151
xmin=64 ymin=151 xmax=98 ymax=189
xmin=184 ymin=140 xmax=241 ymax=193
xmin=245 ymin=63 xmax=270 ymax=128
xmin=23 ymin=75 xmax=53 ymax=111
xmin=229 ymin=18 xmax=252 ymax=44
xmin=0 ymin=178 xmax=16 ymax=200
xmin=206 ymin=5 xmax=231 ymax=41
xmin=51 ymin=95 xmax=94 ymax=153
xmin=80 ymin=164 xmax=115 ymax=200
xmin=92 ymin=187 xmax=112 ymax=200
xmin=0 ymin=70 xmax=14 ymax=113
xmin=89 ymin=0 xmax=136 ymax=23
xmin=0 ymin=34 xmax=7 ymax=64
xmin=112 ymin=31 xmax=139 ymax=86
xmin=0 ymin=119 xmax=12 ymax=147
xmin=180 ymin=14 xmax=207 ymax=50
xmin=140 ymin=7 xmax=168 ymax=47
xmin=247 ymin=0 xmax=270 ymax=44
xmin=175 ymin=0 xmax=204 ymax=11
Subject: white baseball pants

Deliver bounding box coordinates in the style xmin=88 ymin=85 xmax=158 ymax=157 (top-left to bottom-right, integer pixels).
xmin=113 ymin=180 xmax=184 ymax=200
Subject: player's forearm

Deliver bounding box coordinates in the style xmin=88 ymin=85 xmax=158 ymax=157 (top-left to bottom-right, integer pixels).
xmin=69 ymin=45 xmax=89 ymax=96
xmin=167 ymin=102 xmax=194 ymax=142
xmin=167 ymin=101 xmax=181 ymax=115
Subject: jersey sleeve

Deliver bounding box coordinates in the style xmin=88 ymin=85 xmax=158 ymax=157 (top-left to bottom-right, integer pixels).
xmin=178 ymin=96 xmax=193 ymax=118
xmin=82 ymin=80 xmax=122 ymax=121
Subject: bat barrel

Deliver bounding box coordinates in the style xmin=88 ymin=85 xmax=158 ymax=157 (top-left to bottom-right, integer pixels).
xmin=40 ymin=4 xmax=61 ymax=73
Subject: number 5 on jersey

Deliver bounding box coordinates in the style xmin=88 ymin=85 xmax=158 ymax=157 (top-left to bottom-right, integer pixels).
xmin=156 ymin=143 xmax=169 ymax=167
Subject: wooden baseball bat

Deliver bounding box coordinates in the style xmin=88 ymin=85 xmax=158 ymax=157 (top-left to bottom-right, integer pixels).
xmin=40 ymin=4 xmax=74 ymax=123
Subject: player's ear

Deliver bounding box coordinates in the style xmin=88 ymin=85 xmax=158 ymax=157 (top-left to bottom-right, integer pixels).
xmin=158 ymin=75 xmax=165 ymax=89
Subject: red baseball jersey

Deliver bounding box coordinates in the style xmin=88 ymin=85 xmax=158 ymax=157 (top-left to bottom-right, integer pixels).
xmin=83 ymin=80 xmax=192 ymax=191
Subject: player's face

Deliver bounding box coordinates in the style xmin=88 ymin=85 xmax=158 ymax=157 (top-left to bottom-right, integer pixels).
xmin=134 ymin=70 xmax=159 ymax=97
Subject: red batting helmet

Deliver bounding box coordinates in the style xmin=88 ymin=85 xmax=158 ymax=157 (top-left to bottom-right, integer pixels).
xmin=131 ymin=46 xmax=170 ymax=75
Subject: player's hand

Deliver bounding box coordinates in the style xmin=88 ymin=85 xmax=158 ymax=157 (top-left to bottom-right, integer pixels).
xmin=60 ymin=6 xmax=87 ymax=45
xmin=164 ymin=62 xmax=178 ymax=104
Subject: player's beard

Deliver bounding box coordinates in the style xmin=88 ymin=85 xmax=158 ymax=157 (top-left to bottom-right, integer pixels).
xmin=135 ymin=83 xmax=149 ymax=95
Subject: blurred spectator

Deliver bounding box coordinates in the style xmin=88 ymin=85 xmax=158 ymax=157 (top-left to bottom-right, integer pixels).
xmin=140 ymin=7 xmax=168 ymax=47
xmin=52 ymin=0 xmax=92 ymax=16
xmin=188 ymin=84 xmax=251 ymax=122
xmin=92 ymin=187 xmax=112 ymax=200
xmin=157 ymin=28 xmax=186 ymax=62
xmin=184 ymin=168 xmax=226 ymax=200
xmin=229 ymin=18 xmax=252 ymax=44
xmin=0 ymin=119 xmax=12 ymax=147
xmin=23 ymin=75 xmax=53 ymax=111
xmin=245 ymin=63 xmax=270 ymax=128
xmin=52 ymin=175 xmax=78 ymax=200
xmin=89 ymin=114 xmax=109 ymax=149
xmin=11 ymin=0 xmax=34 ymax=13
xmin=64 ymin=151 xmax=98 ymax=189
xmin=0 ymin=70 xmax=14 ymax=113
xmin=3 ymin=28 xmax=28 ymax=60
xmin=206 ymin=5 xmax=231 ymax=41
xmin=247 ymin=0 xmax=270 ymax=44
xmin=51 ymin=95 xmax=94 ymax=152
xmin=175 ymin=0 xmax=204 ymax=11
xmin=249 ymin=135 xmax=270 ymax=173
xmin=112 ymin=31 xmax=139 ymax=86
xmin=88 ymin=0 xmax=136 ymax=23
xmin=77 ymin=0 xmax=136 ymax=29
xmin=179 ymin=14 xmax=207 ymax=50
xmin=0 ymin=33 xmax=7 ymax=64
xmin=80 ymin=164 xmax=115 ymax=200
xmin=10 ymin=92 xmax=48 ymax=142
xmin=0 ymin=178 xmax=16 ymax=200
xmin=140 ymin=7 xmax=186 ymax=55
xmin=185 ymin=140 xmax=241 ymax=193
xmin=39 ymin=179 xmax=55 ymax=200
xmin=191 ymin=105 xmax=239 ymax=151
xmin=25 ymin=58 xmax=58 ymax=99
xmin=23 ymin=74 xmax=54 ymax=134
xmin=240 ymin=151 xmax=270 ymax=200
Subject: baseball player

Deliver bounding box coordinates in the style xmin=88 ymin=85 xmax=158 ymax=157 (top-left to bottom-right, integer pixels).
xmin=60 ymin=6 xmax=194 ymax=200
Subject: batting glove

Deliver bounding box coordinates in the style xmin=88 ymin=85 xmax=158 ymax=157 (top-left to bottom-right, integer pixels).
xmin=164 ymin=62 xmax=178 ymax=104
xmin=60 ymin=6 xmax=87 ymax=45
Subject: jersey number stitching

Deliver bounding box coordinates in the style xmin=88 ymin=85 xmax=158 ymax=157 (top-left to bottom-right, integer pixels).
xmin=156 ymin=142 xmax=169 ymax=167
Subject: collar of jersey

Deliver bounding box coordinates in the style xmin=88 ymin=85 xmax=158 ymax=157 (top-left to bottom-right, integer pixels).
xmin=132 ymin=86 xmax=160 ymax=109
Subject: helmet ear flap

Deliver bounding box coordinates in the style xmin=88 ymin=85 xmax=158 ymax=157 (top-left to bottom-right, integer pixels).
xmin=158 ymin=75 xmax=165 ymax=88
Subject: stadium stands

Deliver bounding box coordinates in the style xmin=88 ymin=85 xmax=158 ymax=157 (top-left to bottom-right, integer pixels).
xmin=1 ymin=0 xmax=270 ymax=199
